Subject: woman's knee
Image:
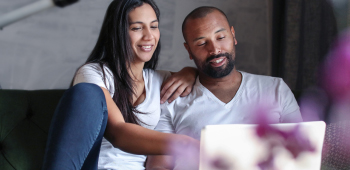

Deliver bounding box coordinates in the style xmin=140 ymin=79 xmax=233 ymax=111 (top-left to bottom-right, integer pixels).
xmin=56 ymin=83 xmax=107 ymax=116
xmin=66 ymin=83 xmax=105 ymax=103
xmin=71 ymin=83 xmax=103 ymax=97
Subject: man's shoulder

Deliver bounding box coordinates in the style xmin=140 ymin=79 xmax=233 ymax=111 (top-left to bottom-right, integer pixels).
xmin=241 ymin=71 xmax=285 ymax=86
xmin=241 ymin=71 xmax=282 ymax=80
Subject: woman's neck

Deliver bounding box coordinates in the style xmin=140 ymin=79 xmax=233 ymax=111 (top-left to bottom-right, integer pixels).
xmin=129 ymin=61 xmax=147 ymax=106
xmin=129 ymin=61 xmax=145 ymax=82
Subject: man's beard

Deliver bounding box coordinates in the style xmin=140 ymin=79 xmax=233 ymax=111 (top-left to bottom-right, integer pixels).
xmin=193 ymin=52 xmax=235 ymax=78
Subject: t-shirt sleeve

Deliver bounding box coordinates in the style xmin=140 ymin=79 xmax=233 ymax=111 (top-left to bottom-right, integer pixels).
xmin=155 ymin=103 xmax=175 ymax=134
xmin=73 ymin=64 xmax=114 ymax=96
xmin=279 ymin=80 xmax=303 ymax=123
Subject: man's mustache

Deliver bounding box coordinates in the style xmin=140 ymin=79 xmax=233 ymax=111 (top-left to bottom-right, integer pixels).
xmin=206 ymin=53 xmax=231 ymax=63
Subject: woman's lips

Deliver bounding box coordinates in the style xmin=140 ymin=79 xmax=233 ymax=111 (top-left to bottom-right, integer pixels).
xmin=139 ymin=45 xmax=153 ymax=52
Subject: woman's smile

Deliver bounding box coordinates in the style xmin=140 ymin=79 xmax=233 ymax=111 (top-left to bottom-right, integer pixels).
xmin=139 ymin=44 xmax=154 ymax=52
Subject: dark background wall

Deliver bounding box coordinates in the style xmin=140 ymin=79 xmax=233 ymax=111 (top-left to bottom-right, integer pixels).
xmin=272 ymin=0 xmax=338 ymax=91
xmin=0 ymin=0 xmax=272 ymax=90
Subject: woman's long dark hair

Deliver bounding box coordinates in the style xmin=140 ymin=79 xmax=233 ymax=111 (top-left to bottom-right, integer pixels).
xmin=85 ymin=0 xmax=161 ymax=125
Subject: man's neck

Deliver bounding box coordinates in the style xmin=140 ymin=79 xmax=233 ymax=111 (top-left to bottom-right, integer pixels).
xmin=199 ymin=69 xmax=242 ymax=104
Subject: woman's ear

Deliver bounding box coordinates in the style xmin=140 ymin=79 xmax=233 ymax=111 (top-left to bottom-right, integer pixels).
xmin=231 ymin=26 xmax=237 ymax=45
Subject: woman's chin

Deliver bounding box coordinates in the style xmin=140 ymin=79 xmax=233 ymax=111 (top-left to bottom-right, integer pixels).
xmin=133 ymin=56 xmax=153 ymax=64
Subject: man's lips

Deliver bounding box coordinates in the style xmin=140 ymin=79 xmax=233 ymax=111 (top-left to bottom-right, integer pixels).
xmin=209 ymin=57 xmax=227 ymax=67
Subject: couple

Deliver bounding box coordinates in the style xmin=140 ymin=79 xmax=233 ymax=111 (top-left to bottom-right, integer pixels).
xmin=42 ymin=0 xmax=303 ymax=170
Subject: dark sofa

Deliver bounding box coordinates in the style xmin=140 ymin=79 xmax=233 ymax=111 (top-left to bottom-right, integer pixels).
xmin=0 ymin=89 xmax=349 ymax=170
xmin=0 ymin=90 xmax=65 ymax=170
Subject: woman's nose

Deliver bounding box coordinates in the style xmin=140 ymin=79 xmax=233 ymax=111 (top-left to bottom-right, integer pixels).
xmin=142 ymin=28 xmax=154 ymax=40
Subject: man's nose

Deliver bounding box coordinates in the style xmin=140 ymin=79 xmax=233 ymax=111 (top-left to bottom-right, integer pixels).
xmin=207 ymin=41 xmax=221 ymax=55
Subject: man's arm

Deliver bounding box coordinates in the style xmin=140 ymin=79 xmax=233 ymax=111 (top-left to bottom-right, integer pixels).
xmin=279 ymin=80 xmax=303 ymax=123
xmin=146 ymin=155 xmax=175 ymax=170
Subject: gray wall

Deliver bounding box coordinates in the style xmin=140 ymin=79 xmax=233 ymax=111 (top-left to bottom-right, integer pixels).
xmin=0 ymin=0 xmax=271 ymax=90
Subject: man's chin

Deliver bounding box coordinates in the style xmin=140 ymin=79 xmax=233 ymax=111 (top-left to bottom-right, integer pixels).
xmin=205 ymin=69 xmax=233 ymax=78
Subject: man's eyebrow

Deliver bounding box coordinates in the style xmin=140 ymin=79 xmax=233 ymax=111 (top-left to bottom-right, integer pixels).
xmin=193 ymin=36 xmax=205 ymax=42
xmin=192 ymin=28 xmax=226 ymax=42
xmin=129 ymin=19 xmax=158 ymax=25
xmin=215 ymin=28 xmax=226 ymax=34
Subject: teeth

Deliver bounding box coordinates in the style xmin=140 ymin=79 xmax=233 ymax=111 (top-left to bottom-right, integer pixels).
xmin=214 ymin=58 xmax=224 ymax=63
xmin=142 ymin=46 xmax=151 ymax=49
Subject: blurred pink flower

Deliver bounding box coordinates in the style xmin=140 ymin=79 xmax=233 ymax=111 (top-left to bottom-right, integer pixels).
xmin=256 ymin=124 xmax=315 ymax=158
xmin=322 ymin=30 xmax=350 ymax=101
xmin=258 ymin=154 xmax=277 ymax=170
xmin=283 ymin=126 xmax=316 ymax=158
xmin=167 ymin=136 xmax=200 ymax=170
xmin=210 ymin=156 xmax=233 ymax=170
xmin=299 ymin=88 xmax=328 ymax=121
xmin=254 ymin=106 xmax=315 ymax=169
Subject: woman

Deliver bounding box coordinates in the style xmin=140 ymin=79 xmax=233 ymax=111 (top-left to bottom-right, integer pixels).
xmin=42 ymin=0 xmax=198 ymax=170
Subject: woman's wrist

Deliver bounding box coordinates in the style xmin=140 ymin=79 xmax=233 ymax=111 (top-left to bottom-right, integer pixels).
xmin=168 ymin=134 xmax=199 ymax=156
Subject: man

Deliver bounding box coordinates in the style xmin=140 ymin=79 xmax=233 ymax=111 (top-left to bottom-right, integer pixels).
xmin=147 ymin=6 xmax=303 ymax=170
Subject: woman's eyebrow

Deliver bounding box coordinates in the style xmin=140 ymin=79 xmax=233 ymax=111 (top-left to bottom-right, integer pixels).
xmin=129 ymin=19 xmax=158 ymax=25
xmin=151 ymin=19 xmax=158 ymax=23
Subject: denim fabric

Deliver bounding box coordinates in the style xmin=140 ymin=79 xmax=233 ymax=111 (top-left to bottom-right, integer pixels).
xmin=42 ymin=83 xmax=108 ymax=170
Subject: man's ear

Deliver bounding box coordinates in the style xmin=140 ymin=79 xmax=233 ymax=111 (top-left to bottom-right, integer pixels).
xmin=231 ymin=26 xmax=237 ymax=45
xmin=184 ymin=42 xmax=193 ymax=60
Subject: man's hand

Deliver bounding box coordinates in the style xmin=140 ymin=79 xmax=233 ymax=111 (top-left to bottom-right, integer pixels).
xmin=160 ymin=67 xmax=198 ymax=104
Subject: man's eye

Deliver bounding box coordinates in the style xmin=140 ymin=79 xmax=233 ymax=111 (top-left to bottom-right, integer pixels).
xmin=218 ymin=36 xmax=225 ymax=40
xmin=198 ymin=42 xmax=206 ymax=46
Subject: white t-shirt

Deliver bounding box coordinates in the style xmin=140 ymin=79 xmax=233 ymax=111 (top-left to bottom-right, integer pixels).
xmin=155 ymin=71 xmax=303 ymax=141
xmin=73 ymin=63 xmax=170 ymax=170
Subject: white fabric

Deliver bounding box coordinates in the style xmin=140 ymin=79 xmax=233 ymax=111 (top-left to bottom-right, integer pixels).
xmin=155 ymin=71 xmax=303 ymax=141
xmin=73 ymin=63 xmax=171 ymax=170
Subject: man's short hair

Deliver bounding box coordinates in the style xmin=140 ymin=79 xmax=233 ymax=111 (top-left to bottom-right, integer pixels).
xmin=182 ymin=6 xmax=229 ymax=42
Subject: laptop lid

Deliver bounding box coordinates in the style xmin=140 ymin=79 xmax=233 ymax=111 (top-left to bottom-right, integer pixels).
xmin=200 ymin=121 xmax=326 ymax=170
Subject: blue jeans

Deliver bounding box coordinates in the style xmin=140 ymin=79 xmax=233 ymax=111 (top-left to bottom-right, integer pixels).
xmin=42 ymin=83 xmax=108 ymax=170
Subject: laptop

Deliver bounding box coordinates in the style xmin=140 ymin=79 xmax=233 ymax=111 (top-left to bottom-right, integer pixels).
xmin=199 ymin=121 xmax=326 ymax=170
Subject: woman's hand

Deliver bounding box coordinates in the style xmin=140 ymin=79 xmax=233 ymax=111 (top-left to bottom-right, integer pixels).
xmin=160 ymin=67 xmax=198 ymax=104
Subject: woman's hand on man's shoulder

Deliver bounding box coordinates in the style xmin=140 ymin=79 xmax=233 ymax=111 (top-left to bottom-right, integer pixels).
xmin=160 ymin=67 xmax=198 ymax=104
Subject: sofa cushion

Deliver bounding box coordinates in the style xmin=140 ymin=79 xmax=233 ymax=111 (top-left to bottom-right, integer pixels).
xmin=0 ymin=90 xmax=66 ymax=170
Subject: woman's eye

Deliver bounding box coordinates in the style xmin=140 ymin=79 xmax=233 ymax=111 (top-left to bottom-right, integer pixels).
xmin=131 ymin=27 xmax=141 ymax=31
xmin=151 ymin=26 xmax=158 ymax=29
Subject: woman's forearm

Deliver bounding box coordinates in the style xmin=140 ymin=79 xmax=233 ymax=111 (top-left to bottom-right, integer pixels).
xmin=101 ymin=86 xmax=199 ymax=156
xmin=105 ymin=122 xmax=199 ymax=155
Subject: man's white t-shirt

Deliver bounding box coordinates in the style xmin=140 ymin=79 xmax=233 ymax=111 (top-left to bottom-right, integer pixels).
xmin=73 ymin=63 xmax=170 ymax=170
xmin=155 ymin=71 xmax=303 ymax=141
